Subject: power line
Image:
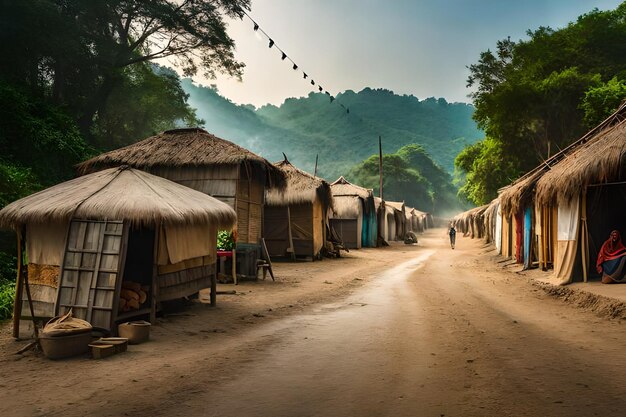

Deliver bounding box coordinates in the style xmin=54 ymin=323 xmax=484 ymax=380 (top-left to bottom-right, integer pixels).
xmin=237 ymin=8 xmax=345 ymax=110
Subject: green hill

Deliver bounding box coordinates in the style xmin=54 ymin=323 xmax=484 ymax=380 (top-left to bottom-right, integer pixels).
xmin=183 ymin=81 xmax=482 ymax=178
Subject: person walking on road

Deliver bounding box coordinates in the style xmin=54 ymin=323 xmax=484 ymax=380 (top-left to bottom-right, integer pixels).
xmin=449 ymin=224 xmax=456 ymax=249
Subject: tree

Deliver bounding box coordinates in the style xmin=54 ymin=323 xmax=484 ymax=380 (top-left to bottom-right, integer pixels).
xmin=347 ymin=144 xmax=467 ymax=214
xmin=461 ymin=3 xmax=626 ymax=204
xmin=90 ymin=64 xmax=202 ymax=150
xmin=0 ymin=0 xmax=250 ymax=140
xmin=580 ymin=76 xmax=626 ymax=127
xmin=348 ymin=153 xmax=433 ymax=211
xmin=455 ymin=137 xmax=515 ymax=206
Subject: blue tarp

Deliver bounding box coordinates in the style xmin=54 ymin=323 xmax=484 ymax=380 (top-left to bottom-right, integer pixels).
xmin=523 ymin=206 xmax=532 ymax=269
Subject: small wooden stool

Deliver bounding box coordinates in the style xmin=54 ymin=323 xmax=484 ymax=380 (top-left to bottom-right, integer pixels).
xmin=257 ymin=259 xmax=273 ymax=281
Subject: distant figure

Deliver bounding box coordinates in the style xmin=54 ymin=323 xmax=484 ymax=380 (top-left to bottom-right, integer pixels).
xmin=449 ymin=225 xmax=456 ymax=249
xmin=596 ymin=230 xmax=626 ymax=284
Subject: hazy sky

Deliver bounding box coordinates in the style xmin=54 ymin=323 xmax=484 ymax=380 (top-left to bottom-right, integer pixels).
xmin=193 ymin=0 xmax=623 ymax=107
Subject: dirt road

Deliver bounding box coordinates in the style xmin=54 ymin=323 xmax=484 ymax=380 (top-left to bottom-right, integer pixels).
xmin=1 ymin=229 xmax=625 ymax=416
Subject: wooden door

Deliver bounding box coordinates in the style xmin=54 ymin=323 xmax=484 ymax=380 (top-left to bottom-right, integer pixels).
xmin=56 ymin=220 xmax=127 ymax=330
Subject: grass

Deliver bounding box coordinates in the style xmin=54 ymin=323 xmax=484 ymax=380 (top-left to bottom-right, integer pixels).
xmin=0 ymin=279 xmax=14 ymax=320
xmin=0 ymin=251 xmax=16 ymax=321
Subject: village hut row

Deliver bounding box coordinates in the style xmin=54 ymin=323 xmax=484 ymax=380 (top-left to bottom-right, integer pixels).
xmin=453 ymin=101 xmax=626 ymax=285
xmin=0 ymin=127 xmax=434 ymax=337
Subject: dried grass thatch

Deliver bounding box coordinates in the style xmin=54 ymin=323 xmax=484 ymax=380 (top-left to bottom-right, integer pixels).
xmin=374 ymin=196 xmax=384 ymax=211
xmin=77 ymin=128 xmax=286 ymax=189
xmin=332 ymin=195 xmax=362 ymax=218
xmin=265 ymin=158 xmax=332 ymax=208
xmin=385 ymin=201 xmax=405 ymax=213
xmin=536 ymin=103 xmax=626 ymax=206
xmin=330 ymin=176 xmax=372 ymax=200
xmin=500 ymin=102 xmax=626 ymax=211
xmin=0 ymin=166 xmax=237 ymax=230
xmin=499 ymin=169 xmax=544 ymax=217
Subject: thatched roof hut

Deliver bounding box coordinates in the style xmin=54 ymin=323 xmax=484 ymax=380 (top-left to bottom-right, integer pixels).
xmin=536 ymin=105 xmax=626 ymax=206
xmin=385 ymin=201 xmax=406 ymax=239
xmin=500 ymin=102 xmax=626 ymax=215
xmin=265 ymin=159 xmax=332 ymax=208
xmin=0 ymin=166 xmax=236 ymax=229
xmin=0 ymin=166 xmax=236 ymax=337
xmin=264 ymin=158 xmax=333 ymax=259
xmin=77 ymin=128 xmax=288 ymax=279
xmin=77 ymin=128 xmax=285 ymax=188
xmin=330 ymin=177 xmax=377 ymax=248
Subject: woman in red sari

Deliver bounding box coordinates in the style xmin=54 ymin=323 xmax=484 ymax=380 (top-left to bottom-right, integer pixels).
xmin=596 ymin=230 xmax=626 ymax=284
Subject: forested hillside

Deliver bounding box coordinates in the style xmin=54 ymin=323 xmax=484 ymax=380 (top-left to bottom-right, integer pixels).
xmin=183 ymin=81 xmax=483 ymax=179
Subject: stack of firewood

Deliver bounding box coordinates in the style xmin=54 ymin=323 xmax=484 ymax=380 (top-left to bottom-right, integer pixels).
xmin=119 ymin=281 xmax=149 ymax=312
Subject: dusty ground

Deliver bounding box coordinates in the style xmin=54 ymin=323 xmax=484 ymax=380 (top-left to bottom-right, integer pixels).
xmin=1 ymin=229 xmax=625 ymax=417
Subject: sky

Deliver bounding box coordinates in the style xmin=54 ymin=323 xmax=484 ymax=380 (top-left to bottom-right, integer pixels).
xmin=190 ymin=0 xmax=624 ymax=107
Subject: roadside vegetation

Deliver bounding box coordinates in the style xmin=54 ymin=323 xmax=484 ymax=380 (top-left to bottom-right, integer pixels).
xmin=456 ymin=3 xmax=626 ymax=205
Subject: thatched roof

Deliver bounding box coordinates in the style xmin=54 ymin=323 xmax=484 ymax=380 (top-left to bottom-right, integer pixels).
xmin=265 ymin=158 xmax=332 ymax=207
xmin=499 ymin=169 xmax=544 ymax=217
xmin=77 ymin=128 xmax=286 ymax=189
xmin=0 ymin=166 xmax=237 ymax=230
xmin=412 ymin=209 xmax=427 ymax=218
xmin=535 ymin=103 xmax=626 ymax=205
xmin=330 ymin=176 xmax=372 ymax=200
xmin=332 ymin=196 xmax=363 ymax=218
xmin=500 ymin=102 xmax=626 ymax=211
xmin=385 ymin=201 xmax=405 ymax=212
xmin=374 ymin=196 xmax=384 ymax=211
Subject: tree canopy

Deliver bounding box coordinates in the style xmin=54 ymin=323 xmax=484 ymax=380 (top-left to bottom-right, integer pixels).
xmin=347 ymin=144 xmax=466 ymax=215
xmin=0 ymin=0 xmax=248 ymax=144
xmin=458 ymin=3 xmax=626 ymax=205
xmin=0 ymin=1 xmax=250 ymax=313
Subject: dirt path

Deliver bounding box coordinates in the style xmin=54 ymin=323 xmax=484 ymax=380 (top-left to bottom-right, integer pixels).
xmin=1 ymin=229 xmax=625 ymax=416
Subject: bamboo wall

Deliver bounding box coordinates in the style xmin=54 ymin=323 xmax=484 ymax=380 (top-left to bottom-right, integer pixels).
xmin=149 ymin=164 xmax=265 ymax=245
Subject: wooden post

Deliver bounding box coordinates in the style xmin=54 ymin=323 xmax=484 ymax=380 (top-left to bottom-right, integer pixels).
xmin=378 ymin=136 xmax=383 ymax=199
xmin=286 ymin=206 xmax=295 ymax=261
xmin=12 ymin=231 xmax=24 ymax=339
xmin=232 ymin=243 xmax=237 ymax=286
xmin=23 ymin=263 xmax=38 ymax=339
xmin=150 ymin=222 xmax=160 ymax=324
xmin=581 ymin=193 xmax=588 ymax=282
xmin=314 ymin=154 xmax=318 ymax=178
xmin=210 ymin=262 xmax=217 ymax=306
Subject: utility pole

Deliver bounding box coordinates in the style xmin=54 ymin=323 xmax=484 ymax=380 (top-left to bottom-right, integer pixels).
xmin=378 ymin=136 xmax=383 ymax=199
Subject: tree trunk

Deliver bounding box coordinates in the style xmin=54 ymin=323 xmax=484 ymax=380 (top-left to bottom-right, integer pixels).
xmin=77 ymin=71 xmax=121 ymax=142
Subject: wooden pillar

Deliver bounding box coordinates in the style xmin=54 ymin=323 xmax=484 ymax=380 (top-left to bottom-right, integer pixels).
xmin=12 ymin=231 xmax=24 ymax=339
xmin=150 ymin=222 xmax=160 ymax=324
xmin=286 ymin=206 xmax=295 ymax=260
xmin=232 ymin=243 xmax=237 ymax=286
xmin=581 ymin=192 xmax=588 ymax=282
xmin=210 ymin=269 xmax=217 ymax=306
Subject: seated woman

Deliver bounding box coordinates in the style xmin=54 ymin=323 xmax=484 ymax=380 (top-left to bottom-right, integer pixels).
xmin=596 ymin=230 xmax=626 ymax=284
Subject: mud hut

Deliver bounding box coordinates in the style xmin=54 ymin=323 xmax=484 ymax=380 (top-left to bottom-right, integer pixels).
xmin=0 ymin=166 xmax=236 ymax=338
xmin=329 ymin=177 xmax=377 ymax=249
xmin=77 ymin=128 xmax=285 ymax=279
xmin=263 ymin=158 xmax=333 ymax=260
